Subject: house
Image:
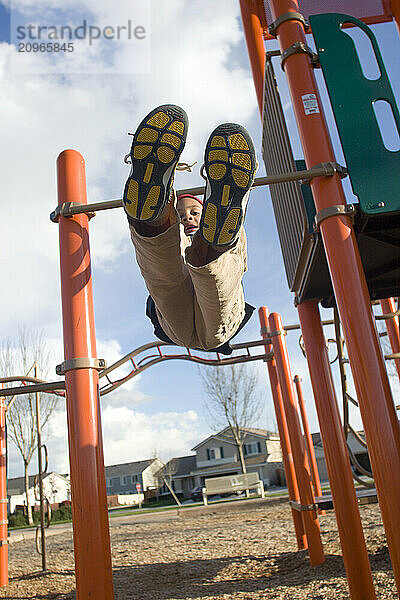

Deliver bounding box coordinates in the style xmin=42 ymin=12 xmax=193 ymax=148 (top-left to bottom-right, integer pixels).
xmin=312 ymin=430 xmax=371 ymax=482
xmin=7 ymin=472 xmax=71 ymax=514
xmin=158 ymin=455 xmax=197 ymax=497
xmin=191 ymin=427 xmax=283 ymax=489
xmin=161 ymin=427 xmax=283 ymax=498
xmin=105 ymin=458 xmax=164 ymax=496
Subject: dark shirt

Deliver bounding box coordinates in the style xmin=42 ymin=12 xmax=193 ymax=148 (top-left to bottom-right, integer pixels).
xmin=146 ymin=296 xmax=255 ymax=355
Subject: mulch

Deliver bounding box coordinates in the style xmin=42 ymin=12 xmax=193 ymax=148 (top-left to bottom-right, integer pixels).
xmin=1 ymin=500 xmax=396 ymax=599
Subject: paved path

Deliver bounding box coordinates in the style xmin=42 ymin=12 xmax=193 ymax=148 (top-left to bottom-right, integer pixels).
xmin=8 ymin=495 xmax=287 ymax=545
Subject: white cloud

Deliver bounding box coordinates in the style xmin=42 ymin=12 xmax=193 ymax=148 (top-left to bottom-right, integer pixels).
xmin=29 ymin=404 xmax=203 ymax=478
xmin=0 ymin=0 xmax=256 ymax=338
xmin=101 ymin=406 xmax=201 ymax=465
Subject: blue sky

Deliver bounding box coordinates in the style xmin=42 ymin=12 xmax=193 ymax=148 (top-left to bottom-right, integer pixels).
xmin=0 ymin=3 xmax=9 ymax=43
xmin=1 ymin=1 xmax=400 ymax=478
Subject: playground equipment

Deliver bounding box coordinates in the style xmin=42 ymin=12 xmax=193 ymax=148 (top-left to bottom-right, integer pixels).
xmin=1 ymin=1 xmax=400 ymax=599
xmin=240 ymin=2 xmax=400 ymax=599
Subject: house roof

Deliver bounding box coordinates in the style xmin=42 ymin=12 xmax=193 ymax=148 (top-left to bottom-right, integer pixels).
xmin=311 ymin=430 xmax=367 ymax=454
xmin=163 ymin=455 xmax=196 ymax=476
xmin=191 ymin=426 xmax=278 ymax=451
xmin=105 ymin=459 xmax=157 ymax=477
xmin=193 ymin=454 xmax=276 ymax=475
xmin=7 ymin=472 xmax=69 ymax=496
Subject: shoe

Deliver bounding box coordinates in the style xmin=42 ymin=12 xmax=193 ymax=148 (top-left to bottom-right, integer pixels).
xmin=199 ymin=123 xmax=257 ymax=246
xmin=123 ymin=104 xmax=188 ymax=222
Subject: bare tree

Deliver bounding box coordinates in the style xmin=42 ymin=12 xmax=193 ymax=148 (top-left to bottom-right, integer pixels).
xmin=153 ymin=456 xmax=181 ymax=506
xmin=0 ymin=329 xmax=59 ymax=525
xmin=199 ymin=364 xmax=263 ymax=476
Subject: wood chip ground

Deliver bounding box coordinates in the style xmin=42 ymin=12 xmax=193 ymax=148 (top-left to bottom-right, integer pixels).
xmin=1 ymin=499 xmax=396 ymax=599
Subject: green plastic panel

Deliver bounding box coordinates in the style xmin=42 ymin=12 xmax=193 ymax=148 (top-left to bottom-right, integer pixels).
xmin=310 ymin=13 xmax=400 ymax=215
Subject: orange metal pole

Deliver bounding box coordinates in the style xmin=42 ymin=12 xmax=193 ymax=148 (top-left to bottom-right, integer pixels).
xmin=259 ymin=307 xmax=307 ymax=550
xmin=239 ymin=0 xmax=266 ymax=116
xmin=297 ymin=300 xmax=376 ymax=600
xmin=268 ymin=312 xmax=325 ymax=566
xmin=380 ymin=298 xmax=400 ymax=382
xmin=269 ymin=0 xmax=400 ymax=589
xmin=293 ymin=375 xmax=324 ymax=514
xmin=0 ymin=393 xmax=8 ymax=587
xmin=390 ymin=0 xmax=400 ymax=36
xmin=57 ymin=149 xmax=114 ymax=600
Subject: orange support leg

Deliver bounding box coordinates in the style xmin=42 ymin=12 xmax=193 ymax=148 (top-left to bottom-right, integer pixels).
xmin=268 ymin=0 xmax=400 ymax=590
xmin=293 ymin=375 xmax=325 ymax=515
xmin=0 ymin=395 xmax=8 ymax=587
xmin=259 ymin=307 xmax=307 ymax=551
xmin=380 ymin=298 xmax=400 ymax=382
xmin=297 ymin=300 xmax=376 ymax=599
xmin=239 ymin=0 xmax=266 ymax=116
xmin=268 ymin=312 xmax=325 ymax=566
xmin=57 ymin=150 xmax=114 ymax=600
xmin=390 ymin=0 xmax=400 ymax=36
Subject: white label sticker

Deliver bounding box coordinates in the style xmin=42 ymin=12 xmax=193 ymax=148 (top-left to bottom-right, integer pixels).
xmin=302 ymin=93 xmax=320 ymax=115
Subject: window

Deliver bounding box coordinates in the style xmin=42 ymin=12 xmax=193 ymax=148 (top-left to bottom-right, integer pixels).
xmin=106 ymin=478 xmax=112 ymax=487
xmin=122 ymin=475 xmax=130 ymax=485
xmin=131 ymin=474 xmax=139 ymax=483
xmin=244 ymin=442 xmax=262 ymax=455
xmin=206 ymin=447 xmax=224 ymax=460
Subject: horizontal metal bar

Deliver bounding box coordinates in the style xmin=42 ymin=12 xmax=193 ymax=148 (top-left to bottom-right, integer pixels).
xmin=385 ymin=353 xmax=400 ymax=360
xmin=50 ymin=164 xmax=345 ymax=220
xmin=230 ymin=339 xmax=272 ymax=350
xmin=376 ymin=310 xmax=400 ymax=320
xmin=284 ymin=319 xmax=335 ymax=332
xmin=0 ymin=381 xmax=66 ymax=397
xmin=99 ymin=351 xmax=273 ymax=396
xmin=288 ymin=500 xmax=317 ymax=512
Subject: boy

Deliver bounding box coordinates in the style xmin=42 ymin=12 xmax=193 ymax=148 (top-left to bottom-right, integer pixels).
xmin=123 ymin=104 xmax=257 ymax=354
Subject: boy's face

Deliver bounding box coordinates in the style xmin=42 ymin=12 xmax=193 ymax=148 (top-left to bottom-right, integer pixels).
xmin=177 ymin=196 xmax=202 ymax=236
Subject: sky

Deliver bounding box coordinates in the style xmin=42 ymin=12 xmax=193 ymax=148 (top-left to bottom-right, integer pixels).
xmin=1 ymin=1 xmax=400 ymax=479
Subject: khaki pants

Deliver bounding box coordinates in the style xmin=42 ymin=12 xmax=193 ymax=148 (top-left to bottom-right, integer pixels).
xmin=129 ymin=215 xmax=248 ymax=350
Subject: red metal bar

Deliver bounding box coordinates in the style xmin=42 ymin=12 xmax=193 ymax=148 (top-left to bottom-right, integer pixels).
xmin=268 ymin=312 xmax=325 ymax=566
xmin=259 ymin=307 xmax=307 ymax=550
xmin=297 ymin=300 xmax=376 ymax=600
xmin=293 ymin=375 xmax=325 ymax=515
xmin=268 ymin=0 xmax=400 ymax=589
xmin=57 ymin=150 xmax=114 ymax=600
xmin=0 ymin=393 xmax=8 ymax=587
xmin=239 ymin=0 xmax=266 ymax=116
xmin=380 ymin=298 xmax=400 ymax=382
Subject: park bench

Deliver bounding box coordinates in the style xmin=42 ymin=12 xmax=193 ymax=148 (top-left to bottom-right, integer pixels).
xmin=202 ymin=472 xmax=265 ymax=505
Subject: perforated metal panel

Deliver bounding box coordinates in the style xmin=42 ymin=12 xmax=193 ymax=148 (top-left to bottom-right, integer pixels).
xmin=261 ymin=53 xmax=316 ymax=292
xmin=262 ymin=0 xmax=390 ymax=39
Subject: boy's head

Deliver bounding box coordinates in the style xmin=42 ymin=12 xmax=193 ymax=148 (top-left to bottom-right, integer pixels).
xmin=177 ymin=194 xmax=203 ymax=236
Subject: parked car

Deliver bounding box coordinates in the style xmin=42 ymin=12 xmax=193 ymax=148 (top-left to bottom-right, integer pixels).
xmin=190 ymin=486 xmax=203 ymax=502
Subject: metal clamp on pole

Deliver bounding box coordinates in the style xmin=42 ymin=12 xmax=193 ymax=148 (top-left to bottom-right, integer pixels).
xmin=0 ymin=540 xmax=8 ymax=547
xmin=305 ymin=161 xmax=347 ymax=181
xmin=268 ymin=11 xmax=309 ymax=38
xmin=314 ymin=204 xmax=356 ymax=232
xmin=289 ymin=500 xmax=317 ymax=512
xmin=281 ymin=41 xmax=319 ymax=70
xmin=50 ymin=202 xmax=96 ymax=223
xmin=56 ymin=358 xmax=107 ymax=376
xmin=268 ymin=329 xmax=287 ymax=338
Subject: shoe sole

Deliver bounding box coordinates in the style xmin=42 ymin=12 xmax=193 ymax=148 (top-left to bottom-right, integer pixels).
xmin=123 ymin=104 xmax=188 ymax=221
xmin=200 ymin=123 xmax=256 ymax=246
